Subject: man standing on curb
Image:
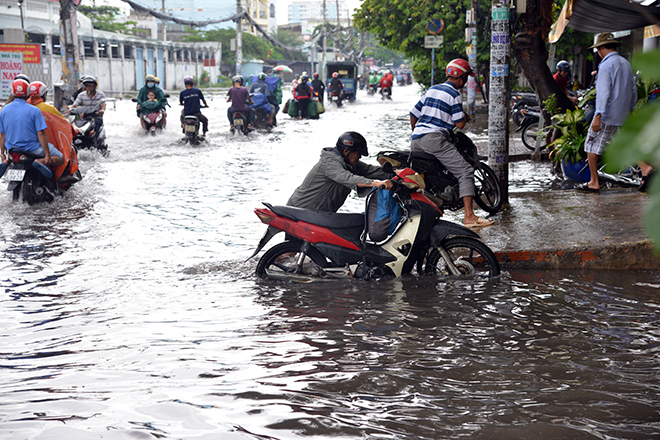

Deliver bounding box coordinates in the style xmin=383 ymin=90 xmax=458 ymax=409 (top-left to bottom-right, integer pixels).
xmin=578 ymin=33 xmax=637 ymax=193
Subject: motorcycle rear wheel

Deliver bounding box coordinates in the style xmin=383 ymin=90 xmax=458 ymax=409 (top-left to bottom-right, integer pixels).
xmin=256 ymin=241 xmax=328 ymax=280
xmin=474 ymin=164 xmax=503 ymax=214
xmin=423 ymin=237 xmax=500 ymax=278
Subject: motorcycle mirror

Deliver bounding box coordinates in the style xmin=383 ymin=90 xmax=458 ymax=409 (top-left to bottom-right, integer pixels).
xmin=131 ymin=98 xmax=138 ymax=102
xmin=163 ymin=94 xmax=170 ymax=98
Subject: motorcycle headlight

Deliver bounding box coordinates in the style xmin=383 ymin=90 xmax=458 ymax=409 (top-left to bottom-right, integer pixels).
xmin=143 ymin=114 xmax=150 ymax=122
xmin=81 ymin=122 xmax=91 ymax=133
xmin=155 ymin=113 xmax=163 ymax=123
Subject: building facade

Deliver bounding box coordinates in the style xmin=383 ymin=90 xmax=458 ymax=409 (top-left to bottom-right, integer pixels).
xmin=0 ymin=0 xmax=221 ymax=94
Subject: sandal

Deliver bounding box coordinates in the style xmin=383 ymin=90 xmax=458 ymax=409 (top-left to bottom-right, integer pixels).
xmin=575 ymin=183 xmax=599 ymax=193
xmin=638 ymin=170 xmax=655 ymax=193
xmin=465 ymin=217 xmax=495 ymax=228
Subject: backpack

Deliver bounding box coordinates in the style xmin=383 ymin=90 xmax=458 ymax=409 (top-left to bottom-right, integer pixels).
xmin=366 ymin=188 xmax=403 ymax=242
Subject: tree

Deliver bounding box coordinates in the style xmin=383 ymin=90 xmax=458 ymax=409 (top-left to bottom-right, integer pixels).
xmin=78 ymin=4 xmax=137 ymax=34
xmin=182 ymin=27 xmax=306 ymax=72
xmin=354 ymin=0 xmax=492 ymax=88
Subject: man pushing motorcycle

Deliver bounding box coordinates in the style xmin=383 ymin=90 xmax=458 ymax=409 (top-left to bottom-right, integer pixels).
xmin=410 ymin=59 xmax=494 ymax=228
xmin=287 ymin=131 xmax=393 ymax=213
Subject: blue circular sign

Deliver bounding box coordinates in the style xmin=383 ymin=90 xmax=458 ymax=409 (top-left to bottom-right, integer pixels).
xmin=428 ymin=19 xmax=444 ymax=34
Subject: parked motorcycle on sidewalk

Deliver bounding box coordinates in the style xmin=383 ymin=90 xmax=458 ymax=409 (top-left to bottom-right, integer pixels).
xmin=516 ymin=106 xmax=541 ymax=151
xmin=250 ymin=169 xmax=500 ymax=282
xmin=377 ymin=130 xmax=503 ymax=214
xmin=3 ymin=148 xmax=81 ymax=204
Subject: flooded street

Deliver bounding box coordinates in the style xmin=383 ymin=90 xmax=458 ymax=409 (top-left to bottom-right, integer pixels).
xmin=1 ymin=85 xmax=659 ymax=439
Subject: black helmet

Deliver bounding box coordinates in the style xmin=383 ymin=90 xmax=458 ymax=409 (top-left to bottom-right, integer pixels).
xmin=556 ymin=60 xmax=571 ymax=73
xmin=15 ymin=73 xmax=30 ymax=83
xmin=336 ymin=132 xmax=368 ymax=156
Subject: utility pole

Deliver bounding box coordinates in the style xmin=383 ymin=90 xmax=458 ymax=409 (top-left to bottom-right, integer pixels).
xmin=322 ymin=0 xmax=327 ymax=79
xmin=466 ymin=0 xmax=478 ymax=120
xmin=161 ymin=0 xmax=167 ymax=42
xmin=236 ymin=0 xmax=243 ymax=75
xmin=336 ymin=0 xmax=342 ymax=60
xmin=59 ymin=0 xmax=81 ymax=100
xmin=487 ymin=0 xmax=510 ymax=205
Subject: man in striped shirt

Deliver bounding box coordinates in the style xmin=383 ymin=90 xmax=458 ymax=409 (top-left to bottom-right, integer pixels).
xmin=410 ymin=59 xmax=494 ymax=228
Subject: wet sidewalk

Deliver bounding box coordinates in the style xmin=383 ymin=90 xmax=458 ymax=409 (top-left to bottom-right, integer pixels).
xmin=476 ymin=188 xmax=660 ymax=270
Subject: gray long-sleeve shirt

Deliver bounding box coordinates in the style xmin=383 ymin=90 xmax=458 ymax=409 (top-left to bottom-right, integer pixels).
xmin=287 ymin=147 xmax=392 ymax=212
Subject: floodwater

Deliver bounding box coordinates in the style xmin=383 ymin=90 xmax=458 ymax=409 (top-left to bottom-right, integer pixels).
xmin=1 ymin=85 xmax=659 ymax=439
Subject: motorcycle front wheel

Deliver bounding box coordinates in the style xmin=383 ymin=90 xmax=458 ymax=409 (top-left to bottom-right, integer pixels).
xmin=256 ymin=241 xmax=328 ymax=280
xmin=474 ymin=164 xmax=503 ymax=214
xmin=521 ymin=120 xmax=540 ymax=151
xmin=423 ymin=237 xmax=500 ymax=278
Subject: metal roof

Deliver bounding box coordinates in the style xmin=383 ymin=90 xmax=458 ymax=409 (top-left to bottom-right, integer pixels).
xmin=568 ymin=0 xmax=660 ymax=33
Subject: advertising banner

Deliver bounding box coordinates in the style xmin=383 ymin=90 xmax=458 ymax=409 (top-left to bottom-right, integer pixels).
xmin=1 ymin=52 xmax=24 ymax=101
xmin=0 ymin=43 xmax=41 ymax=64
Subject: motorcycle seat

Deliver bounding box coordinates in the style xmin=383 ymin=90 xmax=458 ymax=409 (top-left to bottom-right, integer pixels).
xmin=411 ymin=150 xmax=437 ymax=161
xmin=264 ymin=203 xmax=364 ymax=229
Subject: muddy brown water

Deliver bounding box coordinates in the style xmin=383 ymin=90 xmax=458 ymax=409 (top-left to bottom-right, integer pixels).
xmin=1 ymin=85 xmax=658 ymax=439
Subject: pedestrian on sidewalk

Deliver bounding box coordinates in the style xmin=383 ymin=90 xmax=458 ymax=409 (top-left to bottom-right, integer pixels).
xmin=578 ymin=33 xmax=642 ymax=192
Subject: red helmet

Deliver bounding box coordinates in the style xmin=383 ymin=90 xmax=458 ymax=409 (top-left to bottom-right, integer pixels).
xmin=29 ymin=81 xmax=47 ymax=98
xmin=313 ymin=72 xmax=319 ymax=78
xmin=11 ymin=79 xmax=30 ymax=98
xmin=332 ymin=72 xmax=338 ymax=78
xmin=446 ymin=59 xmax=474 ymax=78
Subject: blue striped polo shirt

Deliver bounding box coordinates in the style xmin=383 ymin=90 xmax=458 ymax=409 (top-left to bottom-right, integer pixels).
xmin=410 ymin=81 xmax=464 ymax=140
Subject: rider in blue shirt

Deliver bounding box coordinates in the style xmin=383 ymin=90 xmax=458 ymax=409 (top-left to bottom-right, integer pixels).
xmin=179 ymin=76 xmax=209 ymax=135
xmin=0 ymin=79 xmax=64 ymax=178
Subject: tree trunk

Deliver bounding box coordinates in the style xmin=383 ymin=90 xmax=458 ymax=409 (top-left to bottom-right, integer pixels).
xmin=512 ymin=0 xmax=575 ymax=119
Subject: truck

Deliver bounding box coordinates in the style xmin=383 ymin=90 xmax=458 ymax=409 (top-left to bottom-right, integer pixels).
xmin=325 ymin=61 xmax=358 ymax=102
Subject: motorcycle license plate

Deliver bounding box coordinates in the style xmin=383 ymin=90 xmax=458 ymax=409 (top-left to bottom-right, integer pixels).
xmin=4 ymin=169 xmax=25 ymax=182
xmin=234 ymin=119 xmax=244 ymax=126
xmin=185 ymin=125 xmax=197 ymax=133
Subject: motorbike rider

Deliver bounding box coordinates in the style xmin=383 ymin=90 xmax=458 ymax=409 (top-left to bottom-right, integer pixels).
xmin=28 ymin=81 xmax=66 ymax=119
xmin=554 ymin=60 xmax=579 ymax=105
xmin=249 ymin=72 xmax=277 ymax=126
xmin=328 ymin=72 xmax=344 ymax=104
xmin=379 ymin=70 xmax=394 ymax=98
xmin=311 ymin=72 xmax=325 ymax=104
xmin=368 ymin=71 xmax=379 ymax=92
xmin=293 ymin=74 xmax=314 ymax=120
xmin=136 ymin=74 xmax=167 ymax=118
xmin=1 ymin=73 xmax=30 ymax=108
xmin=291 ymin=74 xmax=300 ymax=90
xmin=410 ymin=58 xmax=494 ymax=228
xmin=0 ymin=79 xmax=64 ymax=179
xmin=287 ymin=131 xmax=393 ymax=212
xmin=180 ymin=76 xmax=209 ymax=136
xmin=66 ymin=75 xmax=106 ymax=135
xmin=226 ymin=75 xmax=254 ymax=131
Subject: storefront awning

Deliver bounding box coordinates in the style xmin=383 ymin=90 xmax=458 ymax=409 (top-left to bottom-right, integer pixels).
xmin=567 ymin=0 xmax=660 ymax=33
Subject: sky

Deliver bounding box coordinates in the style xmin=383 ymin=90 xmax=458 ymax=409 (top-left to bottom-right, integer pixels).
xmin=95 ymin=0 xmax=362 ymax=28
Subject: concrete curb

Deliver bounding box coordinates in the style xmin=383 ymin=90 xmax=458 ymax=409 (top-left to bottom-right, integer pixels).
xmin=495 ymin=240 xmax=660 ymax=270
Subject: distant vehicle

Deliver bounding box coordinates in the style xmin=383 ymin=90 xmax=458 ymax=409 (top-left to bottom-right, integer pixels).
xmin=325 ymin=61 xmax=358 ymax=103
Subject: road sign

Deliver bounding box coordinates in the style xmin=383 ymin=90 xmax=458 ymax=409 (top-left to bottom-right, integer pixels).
xmin=427 ymin=19 xmax=444 ymax=34
xmin=424 ymin=35 xmax=444 ymax=49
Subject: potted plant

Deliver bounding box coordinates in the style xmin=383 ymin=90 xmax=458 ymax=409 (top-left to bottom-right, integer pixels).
xmin=548 ymin=107 xmax=590 ymax=182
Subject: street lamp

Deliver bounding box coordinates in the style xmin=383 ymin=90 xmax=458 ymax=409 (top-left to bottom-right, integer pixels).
xmin=18 ymin=0 xmax=25 ymax=36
